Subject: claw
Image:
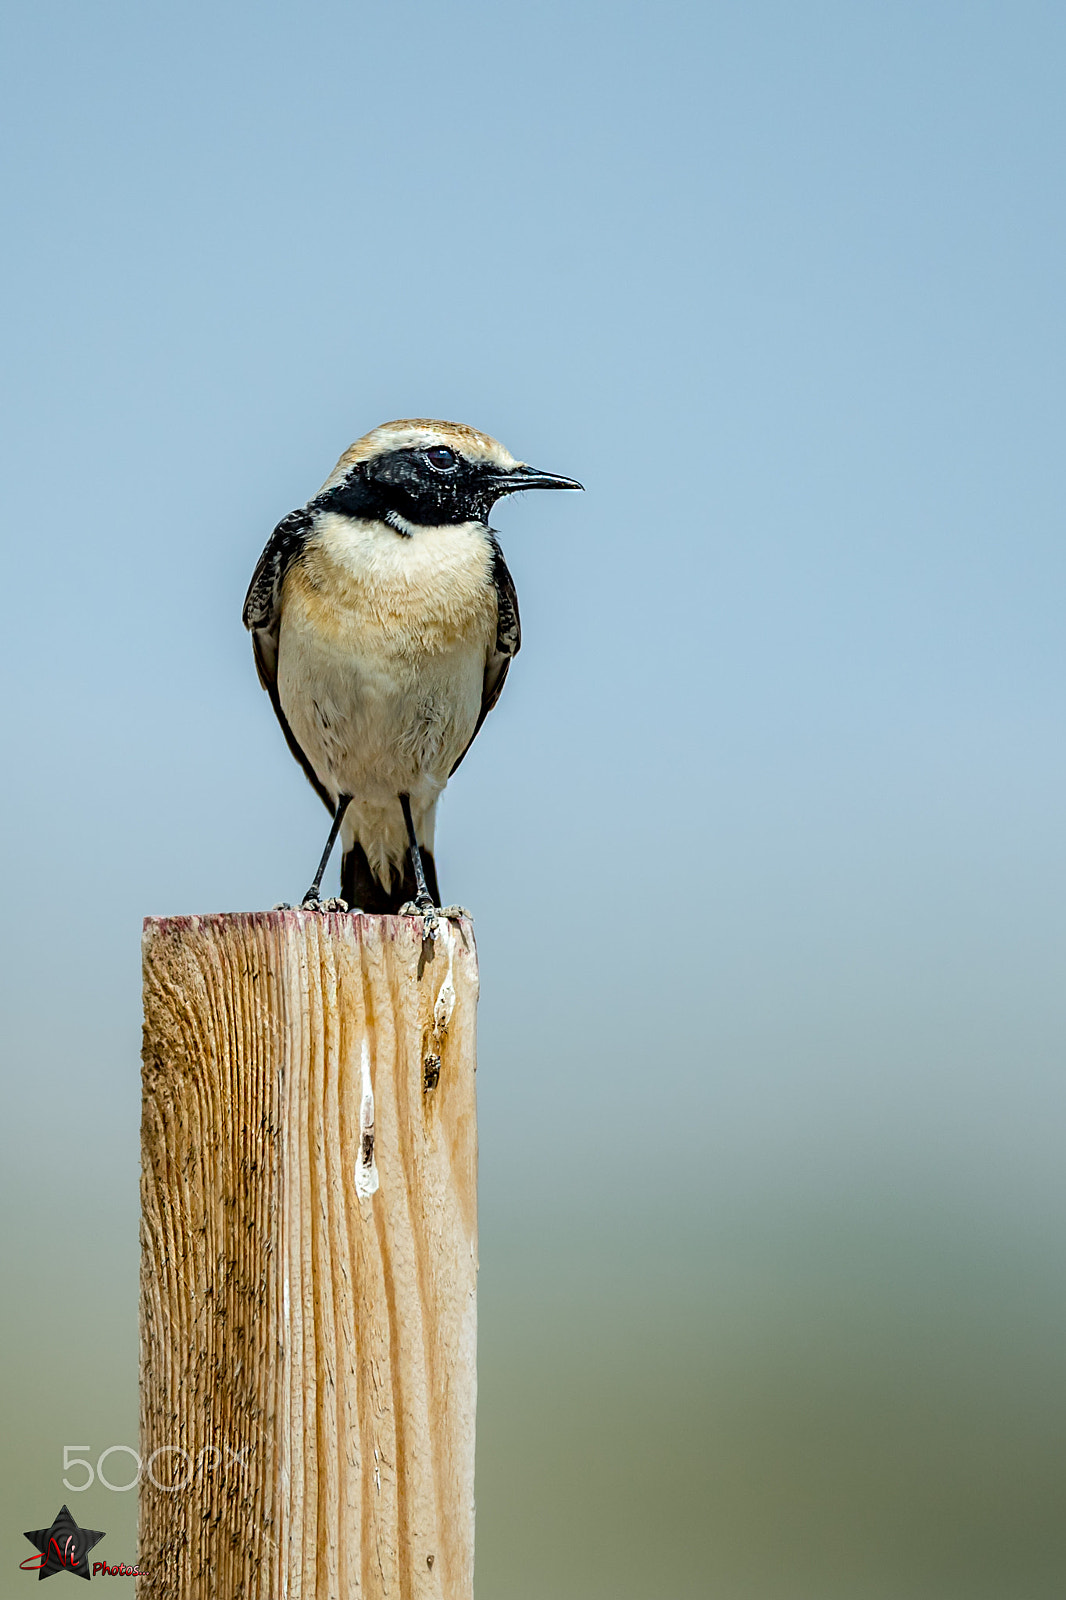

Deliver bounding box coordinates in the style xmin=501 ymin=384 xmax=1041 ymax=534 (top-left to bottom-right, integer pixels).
xmin=399 ymin=898 xmax=440 ymax=939
xmin=398 ymin=901 xmax=470 ymax=936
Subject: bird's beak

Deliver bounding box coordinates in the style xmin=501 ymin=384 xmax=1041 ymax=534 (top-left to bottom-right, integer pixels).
xmin=490 ymin=463 xmax=584 ymax=496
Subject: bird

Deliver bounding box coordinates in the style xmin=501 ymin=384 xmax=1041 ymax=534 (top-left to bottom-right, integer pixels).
xmin=243 ymin=418 xmax=582 ymax=921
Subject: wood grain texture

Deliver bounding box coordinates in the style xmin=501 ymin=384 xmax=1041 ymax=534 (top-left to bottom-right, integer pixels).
xmin=140 ymin=910 xmax=478 ymax=1600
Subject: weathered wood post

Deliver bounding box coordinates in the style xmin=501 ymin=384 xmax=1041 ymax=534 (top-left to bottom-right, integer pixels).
xmin=139 ymin=910 xmax=478 ymax=1599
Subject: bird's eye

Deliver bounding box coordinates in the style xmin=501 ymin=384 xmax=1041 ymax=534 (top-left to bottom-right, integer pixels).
xmin=425 ymin=446 xmax=458 ymax=472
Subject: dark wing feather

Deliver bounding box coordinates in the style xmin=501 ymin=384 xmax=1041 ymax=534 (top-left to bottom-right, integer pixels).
xmin=243 ymin=508 xmax=333 ymax=811
xmin=450 ymin=534 xmax=522 ymax=776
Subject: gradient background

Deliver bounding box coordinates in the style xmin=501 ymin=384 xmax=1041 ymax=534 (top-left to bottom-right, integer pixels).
xmin=2 ymin=2 xmax=1065 ymax=1595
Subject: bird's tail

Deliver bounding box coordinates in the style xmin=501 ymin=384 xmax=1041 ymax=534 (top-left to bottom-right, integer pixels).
xmin=341 ymin=841 xmax=441 ymax=914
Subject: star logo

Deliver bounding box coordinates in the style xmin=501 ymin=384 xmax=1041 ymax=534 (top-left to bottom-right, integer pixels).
xmin=21 ymin=1505 xmax=105 ymax=1581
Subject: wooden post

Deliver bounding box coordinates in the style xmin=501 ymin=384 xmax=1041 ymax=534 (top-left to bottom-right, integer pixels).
xmin=139 ymin=910 xmax=478 ymax=1600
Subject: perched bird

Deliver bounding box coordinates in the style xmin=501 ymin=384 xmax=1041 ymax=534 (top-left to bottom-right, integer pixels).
xmin=243 ymin=418 xmax=582 ymax=918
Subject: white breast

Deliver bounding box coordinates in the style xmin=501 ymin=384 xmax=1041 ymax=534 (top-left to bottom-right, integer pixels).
xmin=275 ymin=514 xmax=497 ymax=872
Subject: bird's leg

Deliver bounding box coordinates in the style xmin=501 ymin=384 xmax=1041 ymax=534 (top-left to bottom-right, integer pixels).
xmin=398 ymin=793 xmax=439 ymax=933
xmin=301 ymin=795 xmax=352 ymax=910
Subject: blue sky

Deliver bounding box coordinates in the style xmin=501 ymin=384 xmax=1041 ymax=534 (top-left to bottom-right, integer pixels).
xmin=2 ymin=3 xmax=1065 ymax=1592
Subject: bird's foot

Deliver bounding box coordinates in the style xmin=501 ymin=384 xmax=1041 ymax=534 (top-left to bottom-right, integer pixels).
xmin=398 ymin=900 xmax=471 ymax=939
xmin=399 ymin=896 xmax=441 ymax=938
xmin=300 ymin=895 xmax=349 ymax=912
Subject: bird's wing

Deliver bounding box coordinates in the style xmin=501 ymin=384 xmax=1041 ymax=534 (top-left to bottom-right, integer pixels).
xmin=449 ymin=535 xmax=522 ymax=776
xmin=243 ymin=507 xmax=333 ymax=810
xmin=243 ymin=507 xmax=314 ymax=688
